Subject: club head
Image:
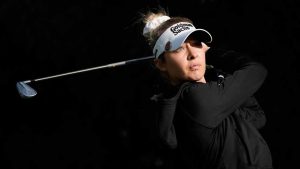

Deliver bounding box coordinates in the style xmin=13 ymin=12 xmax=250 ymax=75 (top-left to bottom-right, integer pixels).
xmin=16 ymin=81 xmax=37 ymax=98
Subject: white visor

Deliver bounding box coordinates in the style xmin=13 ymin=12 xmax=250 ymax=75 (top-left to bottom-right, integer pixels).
xmin=153 ymin=22 xmax=212 ymax=59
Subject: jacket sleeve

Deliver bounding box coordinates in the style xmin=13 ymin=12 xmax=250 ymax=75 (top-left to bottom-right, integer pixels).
xmin=206 ymin=48 xmax=254 ymax=74
xmin=236 ymin=96 xmax=267 ymax=129
xmin=151 ymin=83 xmax=192 ymax=149
xmin=181 ymin=50 xmax=268 ymax=128
xmin=151 ymin=94 xmax=178 ymax=149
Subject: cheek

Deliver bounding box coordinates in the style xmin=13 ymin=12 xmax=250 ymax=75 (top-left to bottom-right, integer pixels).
xmin=165 ymin=58 xmax=187 ymax=76
xmin=199 ymin=51 xmax=207 ymax=64
xmin=202 ymin=55 xmax=206 ymax=64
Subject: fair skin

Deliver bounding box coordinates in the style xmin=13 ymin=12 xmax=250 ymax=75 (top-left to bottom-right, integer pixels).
xmin=155 ymin=37 xmax=210 ymax=86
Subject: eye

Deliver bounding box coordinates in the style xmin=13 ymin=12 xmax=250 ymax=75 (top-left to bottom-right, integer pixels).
xmin=190 ymin=40 xmax=203 ymax=48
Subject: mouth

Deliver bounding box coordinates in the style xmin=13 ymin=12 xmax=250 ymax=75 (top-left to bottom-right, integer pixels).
xmin=189 ymin=64 xmax=200 ymax=71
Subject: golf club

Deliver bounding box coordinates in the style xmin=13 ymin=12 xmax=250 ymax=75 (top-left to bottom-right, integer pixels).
xmin=16 ymin=55 xmax=155 ymax=98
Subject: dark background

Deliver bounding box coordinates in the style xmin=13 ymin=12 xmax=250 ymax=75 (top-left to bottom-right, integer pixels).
xmin=1 ymin=0 xmax=299 ymax=169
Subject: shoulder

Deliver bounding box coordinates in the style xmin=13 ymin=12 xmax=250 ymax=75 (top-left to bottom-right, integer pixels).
xmin=150 ymin=82 xmax=205 ymax=103
xmin=180 ymin=81 xmax=217 ymax=97
xmin=178 ymin=82 xmax=221 ymax=110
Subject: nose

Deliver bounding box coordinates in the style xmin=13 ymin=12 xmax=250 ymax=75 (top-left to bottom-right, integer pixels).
xmin=186 ymin=43 xmax=198 ymax=60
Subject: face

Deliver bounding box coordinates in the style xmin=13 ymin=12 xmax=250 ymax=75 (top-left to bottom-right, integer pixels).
xmin=155 ymin=37 xmax=209 ymax=85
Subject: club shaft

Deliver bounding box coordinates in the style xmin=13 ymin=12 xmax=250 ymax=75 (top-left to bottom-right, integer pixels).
xmin=23 ymin=56 xmax=154 ymax=83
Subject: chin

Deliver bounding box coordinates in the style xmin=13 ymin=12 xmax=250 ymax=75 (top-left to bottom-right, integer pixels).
xmin=187 ymin=77 xmax=202 ymax=82
xmin=190 ymin=74 xmax=204 ymax=81
xmin=192 ymin=74 xmax=206 ymax=82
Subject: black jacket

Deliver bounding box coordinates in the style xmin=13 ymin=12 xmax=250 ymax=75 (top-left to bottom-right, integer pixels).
xmin=152 ymin=49 xmax=273 ymax=169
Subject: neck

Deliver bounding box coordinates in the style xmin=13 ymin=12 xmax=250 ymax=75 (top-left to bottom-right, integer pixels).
xmin=197 ymin=77 xmax=206 ymax=83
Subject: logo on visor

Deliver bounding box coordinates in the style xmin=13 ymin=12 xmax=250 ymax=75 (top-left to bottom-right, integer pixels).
xmin=170 ymin=23 xmax=193 ymax=35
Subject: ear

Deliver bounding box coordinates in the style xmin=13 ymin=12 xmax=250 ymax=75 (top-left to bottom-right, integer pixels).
xmin=154 ymin=59 xmax=167 ymax=72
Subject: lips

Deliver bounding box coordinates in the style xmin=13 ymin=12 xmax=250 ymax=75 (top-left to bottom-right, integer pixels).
xmin=189 ymin=64 xmax=200 ymax=71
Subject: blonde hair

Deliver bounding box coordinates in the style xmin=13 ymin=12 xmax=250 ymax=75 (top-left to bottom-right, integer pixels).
xmin=141 ymin=8 xmax=193 ymax=51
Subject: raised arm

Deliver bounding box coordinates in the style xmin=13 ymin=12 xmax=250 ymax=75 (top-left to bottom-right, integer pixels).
xmin=181 ymin=49 xmax=268 ymax=127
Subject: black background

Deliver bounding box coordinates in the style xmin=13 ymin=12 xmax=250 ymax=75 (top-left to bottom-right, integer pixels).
xmin=1 ymin=0 xmax=299 ymax=169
